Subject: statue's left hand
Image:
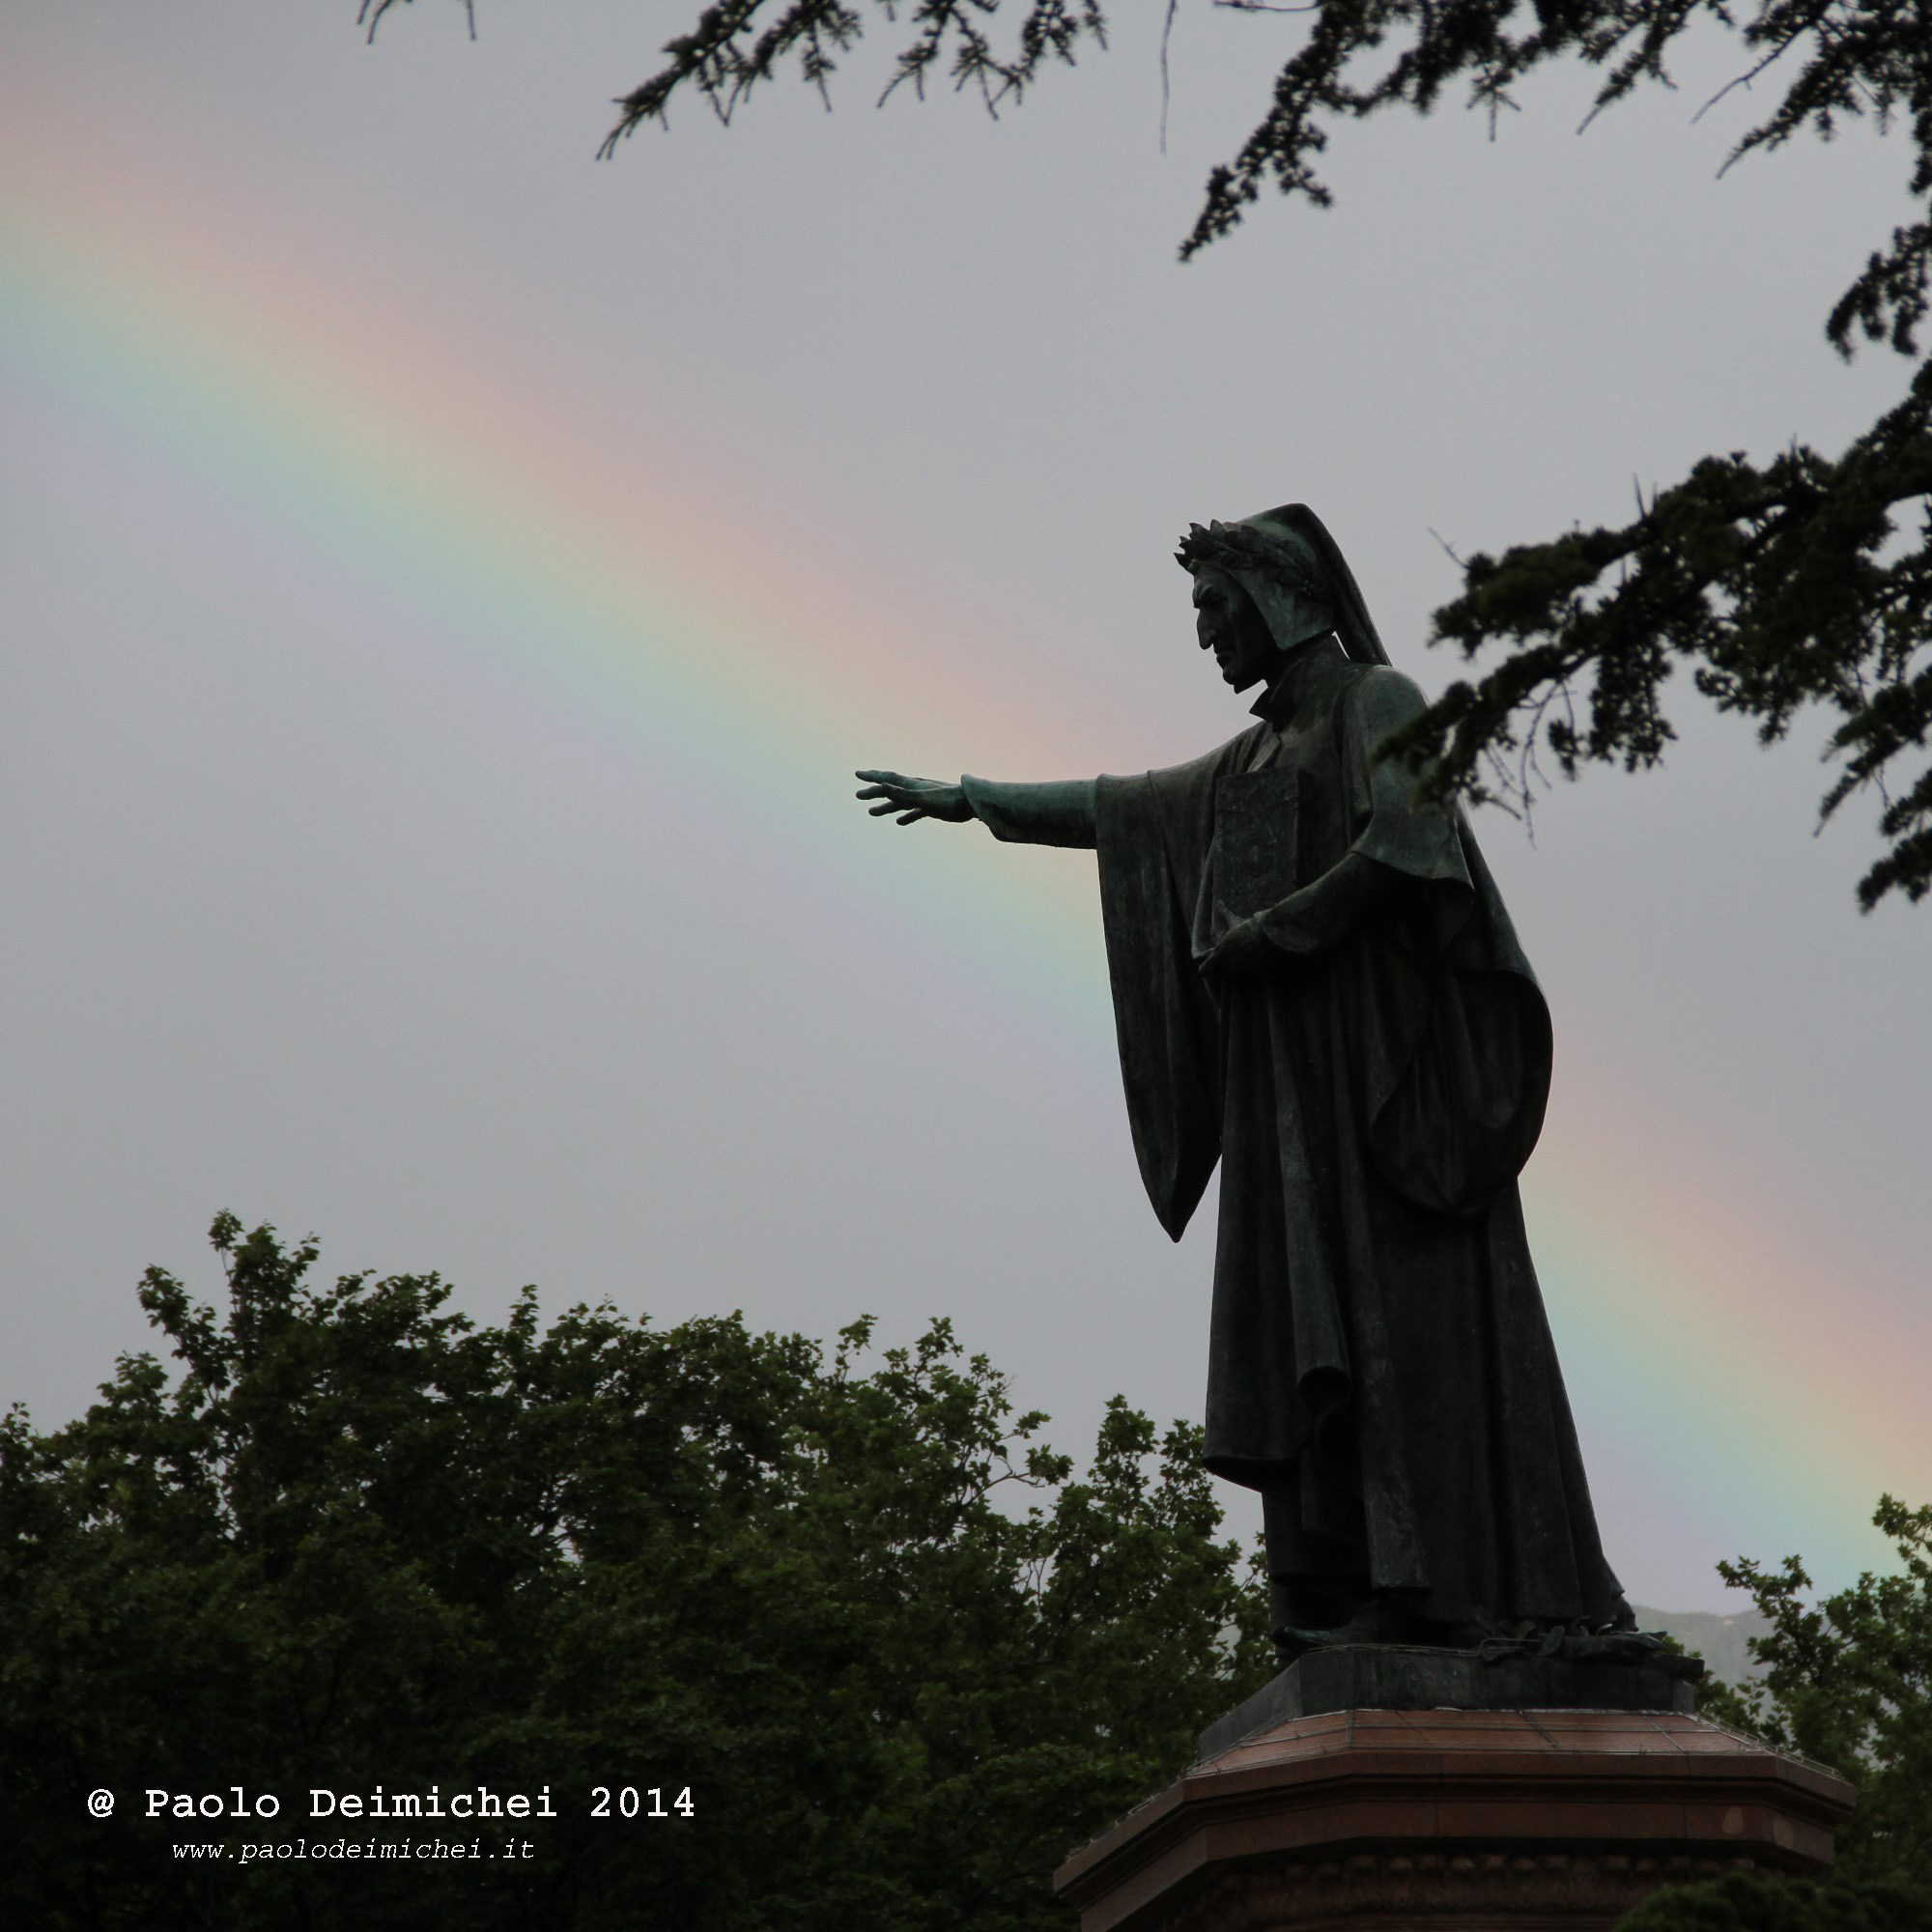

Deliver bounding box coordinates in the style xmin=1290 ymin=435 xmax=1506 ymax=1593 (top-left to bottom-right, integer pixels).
xmin=1198 ymin=917 xmax=1275 ymax=977
xmin=855 ymin=770 xmax=975 ymax=826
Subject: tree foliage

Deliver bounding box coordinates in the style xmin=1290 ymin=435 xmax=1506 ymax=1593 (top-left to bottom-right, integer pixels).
xmin=0 ymin=1213 xmax=1274 ymax=1930
xmin=364 ymin=0 xmax=1932 ymax=907
xmin=1696 ymin=1496 xmax=1932 ymax=1885
xmin=1619 ymin=1870 xmax=1932 ymax=1932
xmin=1389 ymin=371 xmax=1932 ymax=914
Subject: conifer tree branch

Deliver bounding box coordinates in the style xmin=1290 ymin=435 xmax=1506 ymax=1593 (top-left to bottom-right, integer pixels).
xmin=1386 ymin=359 xmax=1932 ymax=907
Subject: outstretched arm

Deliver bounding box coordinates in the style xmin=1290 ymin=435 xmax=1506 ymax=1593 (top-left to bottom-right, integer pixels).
xmin=855 ymin=771 xmax=1097 ymax=849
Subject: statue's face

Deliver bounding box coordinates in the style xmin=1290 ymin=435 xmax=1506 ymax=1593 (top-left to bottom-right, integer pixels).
xmin=1192 ymin=566 xmax=1276 ymax=693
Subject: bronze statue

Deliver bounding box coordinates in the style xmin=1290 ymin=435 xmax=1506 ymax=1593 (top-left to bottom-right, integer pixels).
xmin=857 ymin=505 xmax=1633 ymax=1656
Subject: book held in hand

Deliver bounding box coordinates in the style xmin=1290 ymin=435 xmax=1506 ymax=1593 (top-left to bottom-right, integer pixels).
xmin=1213 ymin=768 xmax=1298 ymax=922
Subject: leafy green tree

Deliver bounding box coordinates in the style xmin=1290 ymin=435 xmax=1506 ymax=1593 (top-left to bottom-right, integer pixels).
xmin=1697 ymin=1496 xmax=1932 ymax=1885
xmin=362 ymin=0 xmax=1932 ymax=908
xmin=0 ymin=1213 xmax=1274 ymax=1931
xmin=1619 ymin=1870 xmax=1932 ymax=1932
xmin=1625 ymin=1501 xmax=1932 ymax=1932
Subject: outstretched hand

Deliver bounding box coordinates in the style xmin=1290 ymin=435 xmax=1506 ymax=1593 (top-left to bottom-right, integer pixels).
xmin=855 ymin=770 xmax=974 ymax=827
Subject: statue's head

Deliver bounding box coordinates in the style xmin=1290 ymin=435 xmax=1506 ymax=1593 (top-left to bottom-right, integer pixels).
xmin=1177 ymin=506 xmax=1387 ymax=690
xmin=1187 ymin=563 xmax=1280 ymax=693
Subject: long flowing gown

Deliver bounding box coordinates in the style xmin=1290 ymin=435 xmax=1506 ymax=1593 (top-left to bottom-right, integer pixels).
xmin=983 ymin=639 xmax=1628 ymax=1635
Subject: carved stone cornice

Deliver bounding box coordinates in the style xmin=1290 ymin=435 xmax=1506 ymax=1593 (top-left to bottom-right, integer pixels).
xmin=1055 ymin=1709 xmax=1854 ymax=1932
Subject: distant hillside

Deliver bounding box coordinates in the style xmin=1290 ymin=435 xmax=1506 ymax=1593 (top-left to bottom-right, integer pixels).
xmin=1633 ymin=1605 xmax=1773 ymax=1686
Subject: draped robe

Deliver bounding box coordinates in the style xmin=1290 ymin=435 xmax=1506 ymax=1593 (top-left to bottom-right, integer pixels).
xmin=1008 ymin=642 xmax=1628 ymax=1634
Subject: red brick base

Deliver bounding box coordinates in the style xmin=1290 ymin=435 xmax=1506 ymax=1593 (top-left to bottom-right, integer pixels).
xmin=1054 ymin=1709 xmax=1854 ymax=1932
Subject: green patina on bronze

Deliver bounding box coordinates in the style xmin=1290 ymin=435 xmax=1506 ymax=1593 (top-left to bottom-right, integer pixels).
xmin=856 ymin=505 xmax=1634 ymax=1655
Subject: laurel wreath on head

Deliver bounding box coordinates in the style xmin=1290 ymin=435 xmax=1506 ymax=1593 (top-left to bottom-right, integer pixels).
xmin=1175 ymin=519 xmax=1326 ymax=599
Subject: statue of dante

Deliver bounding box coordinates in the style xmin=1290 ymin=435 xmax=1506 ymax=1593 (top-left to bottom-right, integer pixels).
xmin=857 ymin=505 xmax=1633 ymax=1654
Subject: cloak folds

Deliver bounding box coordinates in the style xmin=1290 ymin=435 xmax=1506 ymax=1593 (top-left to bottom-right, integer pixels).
xmin=1094 ymin=651 xmax=1627 ymax=1634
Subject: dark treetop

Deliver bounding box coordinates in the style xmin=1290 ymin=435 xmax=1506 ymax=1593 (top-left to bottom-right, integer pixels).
xmin=857 ymin=505 xmax=1632 ymax=1653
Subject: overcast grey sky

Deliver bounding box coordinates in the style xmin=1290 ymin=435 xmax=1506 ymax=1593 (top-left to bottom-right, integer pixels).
xmin=1 ymin=1 xmax=1925 ymax=1608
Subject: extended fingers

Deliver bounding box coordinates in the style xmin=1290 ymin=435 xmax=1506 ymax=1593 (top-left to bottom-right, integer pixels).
xmin=856 ymin=769 xmax=947 ymax=826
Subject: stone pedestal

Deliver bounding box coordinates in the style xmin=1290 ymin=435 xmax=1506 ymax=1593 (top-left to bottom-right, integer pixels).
xmin=1200 ymin=1648 xmax=1697 ymax=1758
xmin=1054 ymin=1706 xmax=1855 ymax=1932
